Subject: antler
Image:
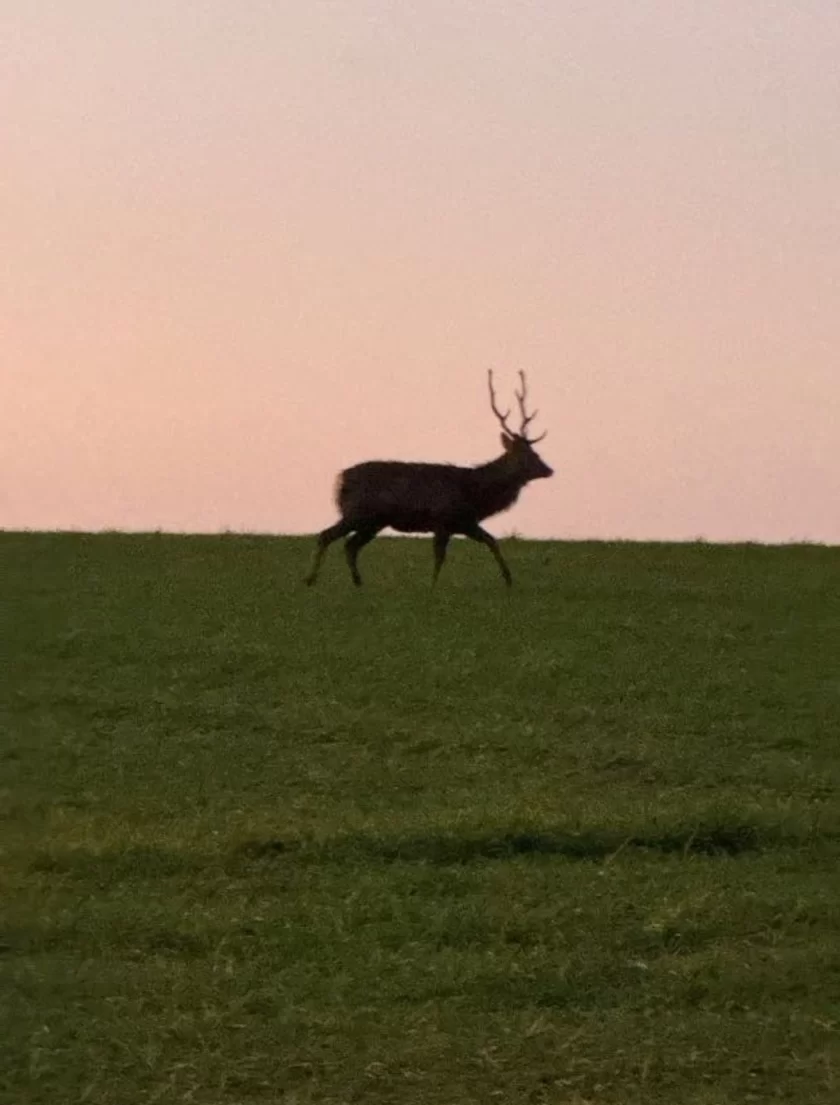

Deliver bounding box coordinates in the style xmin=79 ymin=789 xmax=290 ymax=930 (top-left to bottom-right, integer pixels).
xmin=487 ymin=369 xmax=515 ymax=438
xmin=514 ymin=370 xmax=547 ymax=444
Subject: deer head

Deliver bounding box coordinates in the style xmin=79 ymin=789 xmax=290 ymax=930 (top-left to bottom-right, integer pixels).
xmin=488 ymin=370 xmax=553 ymax=480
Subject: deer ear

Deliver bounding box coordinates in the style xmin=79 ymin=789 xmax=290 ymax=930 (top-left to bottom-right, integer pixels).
xmin=501 ymin=433 xmax=514 ymax=451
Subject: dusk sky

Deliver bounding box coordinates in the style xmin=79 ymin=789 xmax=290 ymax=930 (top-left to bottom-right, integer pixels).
xmin=4 ymin=2 xmax=839 ymax=542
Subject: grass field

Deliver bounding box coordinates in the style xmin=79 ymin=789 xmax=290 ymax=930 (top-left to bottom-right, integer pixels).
xmin=3 ymin=531 xmax=840 ymax=1104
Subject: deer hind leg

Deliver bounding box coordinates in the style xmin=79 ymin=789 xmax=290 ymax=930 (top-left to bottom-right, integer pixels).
xmin=304 ymin=520 xmax=353 ymax=586
xmin=463 ymin=523 xmax=513 ymax=587
xmin=431 ymin=531 xmax=451 ymax=586
xmin=344 ymin=526 xmax=381 ymax=587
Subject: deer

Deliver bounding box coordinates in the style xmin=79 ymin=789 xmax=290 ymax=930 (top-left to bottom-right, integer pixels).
xmin=304 ymin=370 xmax=553 ymax=588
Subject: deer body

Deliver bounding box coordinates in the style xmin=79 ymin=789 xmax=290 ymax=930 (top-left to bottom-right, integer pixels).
xmin=338 ymin=457 xmax=528 ymax=533
xmin=304 ymin=372 xmax=552 ymax=587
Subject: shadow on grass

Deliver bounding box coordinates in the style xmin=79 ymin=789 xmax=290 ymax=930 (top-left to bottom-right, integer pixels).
xmin=237 ymin=819 xmax=821 ymax=866
xmin=26 ymin=820 xmax=833 ymax=886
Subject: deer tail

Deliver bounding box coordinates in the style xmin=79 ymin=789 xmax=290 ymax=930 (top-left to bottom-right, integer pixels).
xmin=333 ymin=471 xmax=347 ymax=509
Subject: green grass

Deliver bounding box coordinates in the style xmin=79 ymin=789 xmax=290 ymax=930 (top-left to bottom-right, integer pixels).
xmin=3 ymin=531 xmax=840 ymax=1104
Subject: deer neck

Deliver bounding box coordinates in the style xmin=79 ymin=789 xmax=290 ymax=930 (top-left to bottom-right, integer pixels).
xmin=471 ymin=453 xmax=528 ymax=516
xmin=476 ymin=452 xmax=528 ymax=484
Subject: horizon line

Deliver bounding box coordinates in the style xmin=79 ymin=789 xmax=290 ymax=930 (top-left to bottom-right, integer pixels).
xmin=2 ymin=528 xmax=837 ymax=550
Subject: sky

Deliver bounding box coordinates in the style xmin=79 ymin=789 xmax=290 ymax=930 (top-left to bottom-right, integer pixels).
xmin=3 ymin=1 xmax=839 ymax=542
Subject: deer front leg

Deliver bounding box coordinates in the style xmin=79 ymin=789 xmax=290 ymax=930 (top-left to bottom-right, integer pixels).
xmin=462 ymin=523 xmax=512 ymax=587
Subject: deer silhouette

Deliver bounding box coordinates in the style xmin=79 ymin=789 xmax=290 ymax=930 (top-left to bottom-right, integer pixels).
xmin=304 ymin=370 xmax=552 ymax=587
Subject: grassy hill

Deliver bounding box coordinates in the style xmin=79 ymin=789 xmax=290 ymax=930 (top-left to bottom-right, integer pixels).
xmin=3 ymin=531 xmax=840 ymax=1103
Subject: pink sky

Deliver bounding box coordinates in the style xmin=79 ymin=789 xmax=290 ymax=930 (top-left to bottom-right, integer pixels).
xmin=3 ymin=2 xmax=839 ymax=542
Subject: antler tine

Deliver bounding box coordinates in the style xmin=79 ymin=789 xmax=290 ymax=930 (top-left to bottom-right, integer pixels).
xmin=487 ymin=369 xmax=514 ymax=437
xmin=515 ymin=370 xmax=539 ymax=438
